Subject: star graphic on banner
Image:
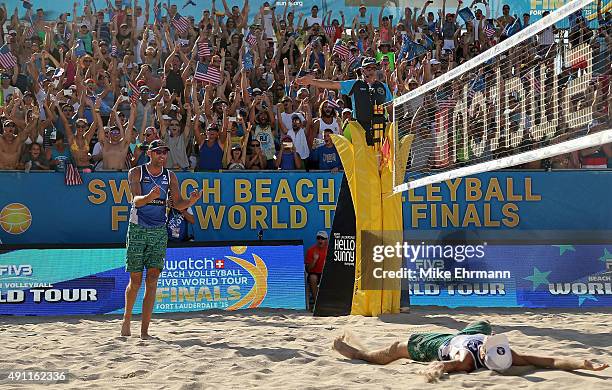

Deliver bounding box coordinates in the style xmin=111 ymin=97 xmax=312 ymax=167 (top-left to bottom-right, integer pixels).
xmin=577 ymin=294 xmax=598 ymax=306
xmin=553 ymin=245 xmax=576 ymax=255
xmin=599 ymin=249 xmax=612 ymax=262
xmin=524 ymin=267 xmax=552 ymax=291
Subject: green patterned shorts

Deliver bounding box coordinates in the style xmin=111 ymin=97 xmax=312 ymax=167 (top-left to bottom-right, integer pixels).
xmin=125 ymin=223 xmax=168 ymax=273
xmin=407 ymin=321 xmax=492 ymax=362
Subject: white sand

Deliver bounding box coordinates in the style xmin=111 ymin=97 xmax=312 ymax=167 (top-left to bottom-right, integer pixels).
xmin=1 ymin=307 xmax=611 ymax=389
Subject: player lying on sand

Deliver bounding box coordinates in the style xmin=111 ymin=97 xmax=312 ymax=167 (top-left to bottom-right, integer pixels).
xmin=332 ymin=321 xmax=609 ymax=382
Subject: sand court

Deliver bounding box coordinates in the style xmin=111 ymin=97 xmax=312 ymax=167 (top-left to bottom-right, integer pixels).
xmin=1 ymin=306 xmax=610 ymax=389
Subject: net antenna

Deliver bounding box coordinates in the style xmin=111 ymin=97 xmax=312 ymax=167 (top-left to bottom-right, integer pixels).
xmin=392 ymin=0 xmax=612 ymax=193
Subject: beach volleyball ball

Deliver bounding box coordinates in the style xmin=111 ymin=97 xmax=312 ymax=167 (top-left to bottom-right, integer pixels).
xmin=231 ymin=246 xmax=247 ymax=255
xmin=0 ymin=203 xmax=32 ymax=234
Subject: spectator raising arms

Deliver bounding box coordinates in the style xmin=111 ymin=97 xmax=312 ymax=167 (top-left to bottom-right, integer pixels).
xmin=0 ymin=1 xmax=607 ymax=174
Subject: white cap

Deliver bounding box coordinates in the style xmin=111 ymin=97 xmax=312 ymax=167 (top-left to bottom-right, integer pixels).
xmin=161 ymin=115 xmax=173 ymax=120
xmin=316 ymin=231 xmax=328 ymax=239
xmin=483 ymin=334 xmax=512 ymax=371
xmin=342 ymin=108 xmax=352 ymax=115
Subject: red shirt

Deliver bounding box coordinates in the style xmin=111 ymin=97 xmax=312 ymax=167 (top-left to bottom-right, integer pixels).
xmin=305 ymin=244 xmax=328 ymax=274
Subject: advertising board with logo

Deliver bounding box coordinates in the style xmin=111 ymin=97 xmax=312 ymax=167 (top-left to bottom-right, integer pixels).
xmin=0 ymin=243 xmax=305 ymax=316
xmin=397 ymin=243 xmax=612 ymax=308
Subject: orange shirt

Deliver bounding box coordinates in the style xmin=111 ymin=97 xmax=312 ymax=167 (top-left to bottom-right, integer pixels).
xmin=305 ymin=244 xmax=328 ymax=274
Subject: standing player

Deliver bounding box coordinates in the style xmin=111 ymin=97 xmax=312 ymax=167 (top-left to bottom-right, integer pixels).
xmin=122 ymin=140 xmax=202 ymax=339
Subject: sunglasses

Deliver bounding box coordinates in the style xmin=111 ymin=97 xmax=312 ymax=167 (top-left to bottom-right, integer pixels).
xmin=317 ymin=236 xmax=327 ymax=240
xmin=76 ymin=124 xmax=88 ymax=128
xmin=251 ymin=143 xmax=260 ymax=147
xmin=3 ymin=124 xmax=15 ymax=129
xmin=153 ymin=149 xmax=168 ymax=155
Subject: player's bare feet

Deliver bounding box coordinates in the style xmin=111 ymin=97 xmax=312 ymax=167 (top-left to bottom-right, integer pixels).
xmin=333 ymin=335 xmax=361 ymax=360
xmin=121 ymin=319 xmax=131 ymax=336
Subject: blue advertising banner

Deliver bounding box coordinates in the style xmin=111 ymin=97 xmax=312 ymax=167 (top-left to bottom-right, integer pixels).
xmin=401 ymin=171 xmax=612 ymax=242
xmin=0 ymin=243 xmax=306 ymax=315
xmin=398 ymin=244 xmax=612 ymax=308
xmin=0 ymin=172 xmax=341 ymax=247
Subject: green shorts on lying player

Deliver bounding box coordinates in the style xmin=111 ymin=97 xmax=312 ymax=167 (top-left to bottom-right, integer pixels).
xmin=332 ymin=320 xmax=609 ymax=382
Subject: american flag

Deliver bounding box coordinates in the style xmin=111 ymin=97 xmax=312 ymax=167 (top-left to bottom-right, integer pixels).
xmin=436 ymin=91 xmax=456 ymax=109
xmin=63 ymin=24 xmax=72 ymax=42
xmin=324 ymin=26 xmax=335 ymax=36
xmin=194 ymin=61 xmax=221 ymax=85
xmin=483 ymin=21 xmax=496 ymax=38
xmin=24 ymin=22 xmax=35 ymax=39
xmin=75 ymin=39 xmax=86 ymax=57
xmin=522 ymin=71 xmax=542 ymax=94
xmin=0 ymin=44 xmax=17 ymax=69
xmin=111 ymin=44 xmax=118 ymax=57
xmin=172 ymin=13 xmax=190 ymax=34
xmin=127 ymin=78 xmax=140 ymax=104
xmin=153 ymin=1 xmax=162 ymax=23
xmin=197 ymin=41 xmax=211 ymax=57
xmin=65 ymin=160 xmax=83 ymax=186
xmin=332 ymin=41 xmax=350 ymax=59
xmin=326 ymin=99 xmax=340 ymax=110
xmin=245 ymin=32 xmax=257 ymax=46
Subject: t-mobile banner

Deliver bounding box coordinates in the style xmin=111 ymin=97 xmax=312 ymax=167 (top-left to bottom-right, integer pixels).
xmin=314 ymin=175 xmax=356 ymax=316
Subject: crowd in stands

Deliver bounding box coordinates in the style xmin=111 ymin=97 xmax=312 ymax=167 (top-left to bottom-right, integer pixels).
xmin=0 ymin=0 xmax=610 ymax=173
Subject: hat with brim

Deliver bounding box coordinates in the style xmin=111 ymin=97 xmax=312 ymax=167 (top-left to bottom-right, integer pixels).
xmin=316 ymin=230 xmax=328 ymax=239
xmin=483 ymin=334 xmax=512 ymax=372
xmin=149 ymin=139 xmax=170 ymax=151
xmin=360 ymin=57 xmax=377 ymax=68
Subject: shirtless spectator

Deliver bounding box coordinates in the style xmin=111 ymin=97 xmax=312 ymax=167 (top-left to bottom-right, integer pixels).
xmin=0 ymin=116 xmax=36 ymax=170
xmin=97 ymin=101 xmax=137 ymax=170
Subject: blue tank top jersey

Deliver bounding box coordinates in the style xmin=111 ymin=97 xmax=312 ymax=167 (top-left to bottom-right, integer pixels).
xmin=280 ymin=152 xmax=296 ymax=170
xmin=129 ymin=165 xmax=171 ymax=228
xmin=198 ymin=141 xmax=224 ymax=171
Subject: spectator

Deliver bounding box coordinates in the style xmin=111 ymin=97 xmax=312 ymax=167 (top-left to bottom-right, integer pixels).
xmin=223 ymin=119 xmax=250 ymax=169
xmin=286 ymin=113 xmax=310 ymax=163
xmin=0 ymin=117 xmax=36 ymax=169
xmin=276 ymin=135 xmax=302 ymax=170
xmin=167 ymin=205 xmax=196 ymax=242
xmin=246 ymin=138 xmax=267 ymax=170
xmin=97 ymin=102 xmax=136 ymax=170
xmin=195 ymin=123 xmax=225 ymax=172
xmin=21 ymin=142 xmax=50 ymax=171
xmin=311 ymin=129 xmax=342 ymax=172
xmin=305 ymin=230 xmax=329 ymax=308
xmin=47 ymin=131 xmax=72 ymax=172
